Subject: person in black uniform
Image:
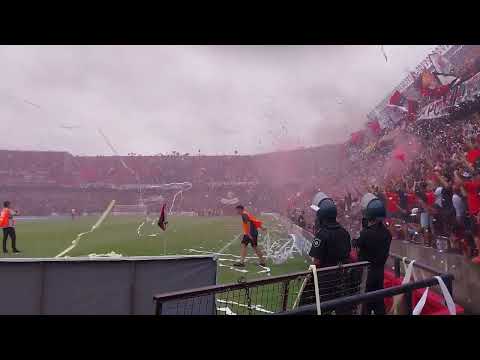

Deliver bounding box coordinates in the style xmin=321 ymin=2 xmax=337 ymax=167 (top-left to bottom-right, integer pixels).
xmin=299 ymin=192 xmax=352 ymax=313
xmin=355 ymin=193 xmax=392 ymax=315
xmin=308 ymin=192 xmax=351 ymax=268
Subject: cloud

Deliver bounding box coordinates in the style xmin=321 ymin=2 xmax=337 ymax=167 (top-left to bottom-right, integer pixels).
xmin=0 ymin=45 xmax=434 ymax=155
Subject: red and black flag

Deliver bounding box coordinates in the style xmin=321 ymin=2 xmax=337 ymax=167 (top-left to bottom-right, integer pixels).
xmin=386 ymin=90 xmax=409 ymax=125
xmin=157 ymin=203 xmax=168 ymax=231
xmin=389 ymin=90 xmax=407 ymax=108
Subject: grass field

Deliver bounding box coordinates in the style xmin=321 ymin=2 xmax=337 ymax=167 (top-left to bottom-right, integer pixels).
xmin=5 ymin=214 xmax=309 ymax=285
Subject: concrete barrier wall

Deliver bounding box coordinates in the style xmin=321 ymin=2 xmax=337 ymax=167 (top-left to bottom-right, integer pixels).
xmin=0 ymin=255 xmax=217 ymax=315
xmin=390 ymin=241 xmax=480 ymax=314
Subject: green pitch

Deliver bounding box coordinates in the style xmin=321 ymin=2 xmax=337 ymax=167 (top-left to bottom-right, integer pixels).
xmin=4 ymin=215 xmax=309 ymax=284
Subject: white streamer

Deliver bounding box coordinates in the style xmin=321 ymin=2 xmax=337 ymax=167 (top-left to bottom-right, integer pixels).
xmin=266 ymin=234 xmax=300 ymax=265
xmin=55 ymin=200 xmax=116 ymax=258
xmin=402 ymin=258 xmax=416 ymax=284
xmin=412 ymin=288 xmax=429 ymax=316
xmin=292 ymin=276 xmax=309 ymax=310
xmin=257 ymin=265 xmax=271 ymax=274
xmin=216 ymin=306 xmax=237 ymax=315
xmin=380 ymin=45 xmax=388 ymax=62
xmin=309 ymin=264 xmax=321 ymax=315
xmin=98 ymin=128 xmax=148 ymax=237
xmin=88 ymin=251 xmax=123 ymax=258
xmin=98 ymin=129 xmax=138 ymax=179
xmin=390 ymin=257 xmax=417 ymax=315
xmin=136 ymin=220 xmax=146 ymax=238
xmin=168 ymin=182 xmax=193 ymax=214
xmin=435 ymin=276 xmax=456 ymax=315
xmin=412 ymin=276 xmax=456 ymax=315
xmin=216 ymin=299 xmax=274 ymax=314
xmin=218 ymin=263 xmax=249 ymax=273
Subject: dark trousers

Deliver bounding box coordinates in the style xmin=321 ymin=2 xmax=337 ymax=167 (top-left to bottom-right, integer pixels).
xmin=364 ymin=268 xmax=385 ymax=315
xmin=3 ymin=227 xmax=17 ymax=252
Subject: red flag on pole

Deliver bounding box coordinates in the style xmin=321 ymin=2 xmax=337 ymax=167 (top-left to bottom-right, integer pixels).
xmin=157 ymin=203 xmax=168 ymax=231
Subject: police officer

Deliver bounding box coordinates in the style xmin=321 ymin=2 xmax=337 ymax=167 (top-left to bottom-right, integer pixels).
xmin=308 ymin=192 xmax=351 ymax=268
xmin=355 ymin=193 xmax=392 ymax=315
xmin=299 ymin=192 xmax=352 ymax=313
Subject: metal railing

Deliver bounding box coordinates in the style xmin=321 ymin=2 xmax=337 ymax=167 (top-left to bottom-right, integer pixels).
xmin=153 ymin=261 xmax=370 ymax=315
xmin=279 ymin=273 xmax=454 ymax=315
xmin=281 ymin=254 xmax=454 ymax=315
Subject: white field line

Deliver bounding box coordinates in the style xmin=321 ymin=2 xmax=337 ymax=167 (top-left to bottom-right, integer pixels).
xmin=218 ymin=233 xmax=242 ymax=254
xmin=216 ymin=299 xmax=274 ymax=314
xmin=216 ymin=306 xmax=237 ymax=315
xmin=218 ymin=263 xmax=249 ymax=273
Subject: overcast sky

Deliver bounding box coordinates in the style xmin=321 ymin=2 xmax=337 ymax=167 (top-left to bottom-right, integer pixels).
xmin=0 ymin=45 xmax=435 ymax=156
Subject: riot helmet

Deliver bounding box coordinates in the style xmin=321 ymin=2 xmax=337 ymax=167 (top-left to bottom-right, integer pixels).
xmin=361 ymin=193 xmax=386 ymax=220
xmin=310 ymin=192 xmax=337 ymax=223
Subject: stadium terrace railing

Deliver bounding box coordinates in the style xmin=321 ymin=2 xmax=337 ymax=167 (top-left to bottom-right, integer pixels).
xmin=389 ymin=253 xmax=445 ymax=278
xmin=280 ymin=254 xmax=455 ymax=315
xmin=153 ymin=261 xmax=370 ymax=315
xmin=279 ymin=273 xmax=454 ymax=315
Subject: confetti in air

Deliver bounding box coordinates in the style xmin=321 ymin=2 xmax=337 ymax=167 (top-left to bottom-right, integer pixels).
xmin=23 ymin=99 xmax=42 ymax=109
xmin=380 ymin=45 xmax=388 ymax=62
xmin=97 ymin=128 xmax=150 ymax=237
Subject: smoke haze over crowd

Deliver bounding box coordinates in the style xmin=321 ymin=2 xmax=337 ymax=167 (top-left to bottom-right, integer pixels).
xmin=0 ymin=45 xmax=434 ymax=156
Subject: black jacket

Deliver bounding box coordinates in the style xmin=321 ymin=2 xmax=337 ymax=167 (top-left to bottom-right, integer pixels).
xmin=357 ymin=222 xmax=392 ymax=269
xmin=309 ymin=222 xmax=351 ymax=268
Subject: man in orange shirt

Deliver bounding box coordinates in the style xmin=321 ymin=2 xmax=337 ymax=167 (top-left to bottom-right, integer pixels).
xmin=233 ymin=205 xmax=266 ymax=267
xmin=0 ymin=201 xmax=20 ymax=253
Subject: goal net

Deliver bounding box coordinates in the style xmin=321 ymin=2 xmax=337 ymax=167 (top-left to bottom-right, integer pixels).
xmin=112 ymin=204 xmax=148 ymax=216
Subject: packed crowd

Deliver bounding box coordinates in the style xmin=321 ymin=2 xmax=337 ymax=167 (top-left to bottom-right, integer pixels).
xmin=285 ymin=46 xmax=480 ymax=264
xmin=2 ymin=47 xmax=479 ymax=266
xmin=0 ymin=141 xmax=341 ymax=217
xmin=287 ymin=97 xmax=480 ymax=264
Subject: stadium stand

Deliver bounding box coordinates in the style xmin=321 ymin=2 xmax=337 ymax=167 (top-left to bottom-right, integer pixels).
xmin=1 ymin=44 xmax=480 ymax=264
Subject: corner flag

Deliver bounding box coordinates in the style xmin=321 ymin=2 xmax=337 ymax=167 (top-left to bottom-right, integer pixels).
xmin=157 ymin=203 xmax=168 ymax=231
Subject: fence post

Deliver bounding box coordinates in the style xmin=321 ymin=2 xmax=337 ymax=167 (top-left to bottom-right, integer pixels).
xmin=405 ymin=288 xmax=413 ymax=315
xmin=245 ymin=286 xmax=253 ymax=315
xmin=281 ymin=280 xmax=290 ymax=312
xmin=155 ymin=300 xmax=163 ymax=316
xmin=394 ymin=258 xmax=401 ymax=278
xmin=444 ymin=276 xmax=453 ymax=298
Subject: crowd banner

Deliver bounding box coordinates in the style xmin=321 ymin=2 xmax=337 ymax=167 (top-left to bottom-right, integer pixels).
xmin=453 ymin=71 xmax=480 ymax=105
xmin=417 ymin=97 xmax=452 ymax=121
xmin=417 ymin=71 xmax=480 ymax=122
